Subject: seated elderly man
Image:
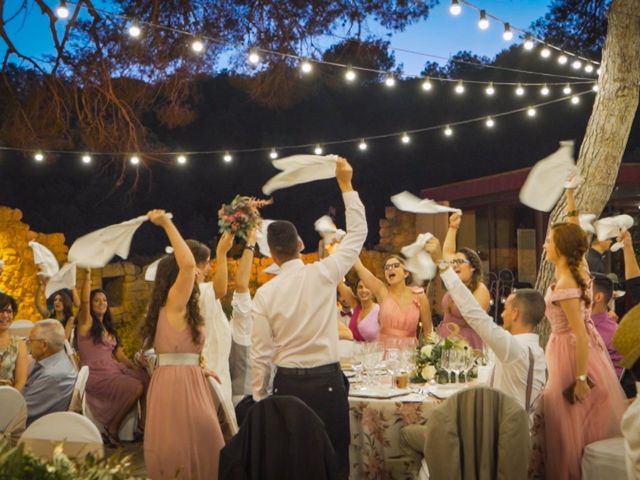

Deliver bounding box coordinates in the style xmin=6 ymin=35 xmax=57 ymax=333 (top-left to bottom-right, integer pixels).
xmin=23 ymin=319 xmax=77 ymax=424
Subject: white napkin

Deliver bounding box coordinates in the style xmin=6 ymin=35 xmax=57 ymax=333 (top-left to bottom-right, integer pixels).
xmin=45 ymin=262 xmax=77 ymax=299
xmin=28 ymin=241 xmax=59 ymax=278
xmin=262 ymin=155 xmax=337 ymax=195
xmin=400 ymin=233 xmax=436 ymax=283
xmin=314 ymin=215 xmax=346 ymax=244
xmin=579 ymin=214 xmax=597 ymax=234
xmin=144 ymin=247 xmax=174 ymax=281
xmin=69 ymin=214 xmax=165 ymax=268
xmin=391 ymin=191 xmax=460 ymax=214
xmin=519 ymin=141 xmax=576 ymax=212
xmin=256 ymin=220 xmax=275 ymax=257
xmin=594 ymin=215 xmax=634 ymax=243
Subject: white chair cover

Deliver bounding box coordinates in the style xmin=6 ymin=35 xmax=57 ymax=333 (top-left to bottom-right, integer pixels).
xmin=0 ymin=386 xmax=27 ymax=445
xmin=418 ymin=458 xmax=430 ymax=480
xmin=64 ymin=339 xmax=79 ymax=372
xmin=208 ymin=377 xmax=239 ymax=441
xmin=20 ymin=412 xmax=103 ymax=460
xmin=82 ymin=397 xmax=138 ymax=442
xmin=9 ymin=320 xmax=33 ymax=338
xmin=581 ymin=437 xmax=627 ymax=480
xmin=68 ymin=366 xmax=89 ymax=413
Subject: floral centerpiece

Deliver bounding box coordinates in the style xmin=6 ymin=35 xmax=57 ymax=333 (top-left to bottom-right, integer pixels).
xmin=217 ymin=196 xmax=272 ymax=241
xmin=411 ymin=332 xmax=475 ymax=383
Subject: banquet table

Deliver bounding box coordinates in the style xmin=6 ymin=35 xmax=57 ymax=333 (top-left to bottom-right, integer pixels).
xmin=348 ymin=386 xmax=440 ymax=480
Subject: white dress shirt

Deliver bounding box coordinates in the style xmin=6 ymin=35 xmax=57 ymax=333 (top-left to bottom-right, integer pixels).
xmin=622 ymin=383 xmax=640 ymax=479
xmin=440 ymin=268 xmax=547 ymax=410
xmin=251 ymin=191 xmax=367 ymax=400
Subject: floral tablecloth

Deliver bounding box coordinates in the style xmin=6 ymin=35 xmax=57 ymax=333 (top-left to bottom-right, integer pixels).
xmin=348 ymin=393 xmax=439 ymax=479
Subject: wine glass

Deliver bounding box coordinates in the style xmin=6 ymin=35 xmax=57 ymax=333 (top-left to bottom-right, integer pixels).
xmin=440 ymin=349 xmax=452 ymax=384
xmin=449 ymin=349 xmax=465 ymax=383
xmin=351 ymin=342 xmax=365 ymax=388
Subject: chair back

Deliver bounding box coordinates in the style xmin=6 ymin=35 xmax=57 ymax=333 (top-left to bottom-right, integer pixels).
xmin=581 ymin=437 xmax=627 ymax=480
xmin=20 ymin=412 xmax=103 ymax=460
xmin=68 ymin=366 xmax=89 ymax=413
xmin=9 ymin=320 xmax=33 ymax=338
xmin=0 ymin=386 xmax=27 ymax=444
xmin=424 ymin=386 xmax=531 ymax=480
xmin=208 ymin=377 xmax=238 ymax=440
xmin=64 ymin=339 xmax=79 ymax=372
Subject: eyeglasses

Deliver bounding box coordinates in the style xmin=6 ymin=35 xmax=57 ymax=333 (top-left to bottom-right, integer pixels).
xmin=384 ymin=262 xmax=402 ymax=271
xmin=450 ymin=258 xmax=470 ymax=266
xmin=26 ymin=338 xmax=45 ymax=346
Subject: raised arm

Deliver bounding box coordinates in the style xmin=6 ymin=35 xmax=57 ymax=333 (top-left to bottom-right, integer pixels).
xmin=621 ymin=230 xmax=640 ymax=280
xmin=34 ymin=277 xmax=50 ymax=318
xmin=77 ymin=268 xmax=92 ymax=335
xmin=214 ymin=231 xmax=234 ymax=299
xmin=418 ymin=293 xmax=433 ymax=337
xmin=235 ymin=229 xmax=256 ymax=294
xmin=231 ymin=229 xmax=256 ymax=346
xmin=353 ymin=259 xmax=387 ymax=302
xmin=337 ymin=281 xmax=358 ymax=309
xmin=565 ymin=186 xmax=580 ymax=226
xmin=71 ymin=287 xmax=81 ymax=309
xmin=443 ymin=212 xmax=461 ymax=261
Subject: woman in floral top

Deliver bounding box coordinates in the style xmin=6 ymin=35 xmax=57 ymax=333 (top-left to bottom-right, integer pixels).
xmin=0 ymin=293 xmax=28 ymax=391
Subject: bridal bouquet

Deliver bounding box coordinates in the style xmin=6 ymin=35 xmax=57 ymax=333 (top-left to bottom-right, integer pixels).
xmin=217 ymin=196 xmax=272 ymax=241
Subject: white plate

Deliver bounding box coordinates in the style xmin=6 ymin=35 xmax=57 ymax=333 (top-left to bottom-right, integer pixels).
xmin=428 ymin=383 xmax=468 ymax=399
xmin=349 ymin=387 xmax=413 ymax=399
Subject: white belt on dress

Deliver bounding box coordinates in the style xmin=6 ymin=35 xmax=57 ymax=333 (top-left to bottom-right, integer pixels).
xmin=157 ymin=353 xmax=200 ymax=366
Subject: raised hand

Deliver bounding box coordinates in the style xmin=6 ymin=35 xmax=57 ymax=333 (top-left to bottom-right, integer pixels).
xmin=449 ymin=212 xmax=462 ymax=230
xmin=424 ymin=238 xmax=443 ymax=263
xmin=147 ymin=209 xmax=171 ymax=227
xmin=335 ymin=157 xmax=353 ymax=192
xmin=216 ymin=231 xmax=235 ymax=255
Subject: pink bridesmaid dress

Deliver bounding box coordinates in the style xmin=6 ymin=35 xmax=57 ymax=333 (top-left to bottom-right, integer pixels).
xmin=378 ymin=293 xmax=420 ymax=346
xmin=438 ymin=293 xmax=484 ymax=350
xmin=542 ymin=285 xmax=627 ymax=480
xmin=144 ymin=308 xmax=224 ymax=480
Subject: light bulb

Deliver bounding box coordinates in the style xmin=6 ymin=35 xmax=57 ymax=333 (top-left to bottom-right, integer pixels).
xmin=223 ymin=152 xmax=232 ymax=162
xmin=597 ymin=68 xmax=602 ymax=75
xmin=571 ymin=95 xmax=580 ymax=104
xmin=563 ymin=84 xmax=572 ymax=95
xmin=449 ymin=0 xmax=461 ymax=16
xmin=401 ymin=133 xmax=410 ymax=144
xmin=345 ymin=68 xmax=356 ymax=82
xmin=558 ymin=54 xmax=568 ymax=64
xmin=269 ymin=149 xmax=278 ymax=159
xmin=56 ymin=3 xmax=69 ymax=19
xmin=314 ymin=145 xmax=323 ymax=155
xmin=572 ymin=60 xmax=582 ymax=69
xmin=584 ymin=64 xmax=594 ymax=73
xmin=177 ymin=155 xmax=187 ymax=164
xmin=34 ymin=152 xmax=44 ymax=162
xmin=81 ymin=155 xmax=92 ymax=164
xmin=527 ymin=107 xmax=536 ymax=117
xmin=191 ymin=40 xmax=204 ymax=52
xmin=592 ymin=84 xmax=599 ymax=92
xmin=384 ymin=74 xmax=396 ymax=87
xmin=421 ymin=78 xmax=432 ymax=91
xmin=502 ymin=23 xmax=513 ymax=41
xmin=485 ymin=83 xmax=495 ymax=96
xmin=523 ymin=35 xmax=534 ymax=50
xmin=454 ymin=81 xmax=464 ymax=94
xmin=358 ymin=140 xmax=367 ymax=151
xmin=540 ymin=47 xmax=551 ymax=58
xmin=444 ymin=126 xmax=453 ymax=136
xmin=540 ymin=85 xmax=550 ymax=96
xmin=485 ymin=117 xmax=495 ymax=128
xmin=300 ymin=60 xmax=312 ymax=73
xmin=128 ymin=24 xmax=141 ymax=38
xmin=515 ymin=84 xmax=524 ymax=96
xmin=248 ymin=49 xmax=260 ymax=64
xmin=130 ymin=155 xmax=140 ymax=165
xmin=478 ymin=10 xmax=489 ymax=30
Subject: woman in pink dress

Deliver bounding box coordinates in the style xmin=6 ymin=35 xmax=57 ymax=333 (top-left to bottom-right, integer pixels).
xmin=77 ymin=272 xmax=148 ymax=447
xmin=142 ymin=210 xmax=224 ymax=480
xmin=354 ymin=256 xmax=431 ymax=346
xmin=439 ymin=212 xmax=490 ymax=350
xmin=338 ymin=279 xmax=380 ymax=341
xmin=541 ymin=188 xmax=626 ymax=479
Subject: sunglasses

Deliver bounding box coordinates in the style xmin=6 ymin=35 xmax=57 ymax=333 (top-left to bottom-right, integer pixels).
xmin=384 ymin=262 xmax=403 ymax=271
xmin=451 ymin=258 xmax=470 ymax=266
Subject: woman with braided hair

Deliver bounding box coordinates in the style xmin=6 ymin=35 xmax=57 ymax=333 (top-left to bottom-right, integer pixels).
xmin=541 ymin=185 xmax=626 ymax=479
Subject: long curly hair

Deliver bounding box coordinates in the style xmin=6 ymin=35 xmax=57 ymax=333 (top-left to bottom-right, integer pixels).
xmin=77 ymin=289 xmax=118 ymax=349
xmin=141 ymin=254 xmax=203 ymax=347
xmin=458 ymin=247 xmax=484 ymax=293
xmin=48 ymin=290 xmax=74 ymax=326
xmin=551 ymin=222 xmax=591 ymax=308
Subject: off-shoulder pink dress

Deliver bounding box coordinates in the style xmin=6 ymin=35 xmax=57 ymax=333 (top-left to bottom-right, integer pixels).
xmin=438 ymin=292 xmax=484 ymax=350
xmin=542 ymin=285 xmax=626 ymax=480
xmin=144 ymin=309 xmax=224 ymax=480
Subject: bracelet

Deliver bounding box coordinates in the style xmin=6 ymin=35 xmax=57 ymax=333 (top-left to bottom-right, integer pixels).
xmin=244 ymin=245 xmax=255 ymax=252
xmin=567 ymin=210 xmax=579 ymax=217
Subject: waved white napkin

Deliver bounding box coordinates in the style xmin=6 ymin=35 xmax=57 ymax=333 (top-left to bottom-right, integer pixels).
xmin=579 ymin=214 xmax=597 ymax=234
xmin=314 ymin=215 xmax=346 ymax=244
xmin=262 ymin=155 xmax=337 ymax=195
xmin=45 ymin=262 xmax=77 ymax=299
xmin=400 ymin=233 xmax=436 ymax=283
xmin=28 ymin=241 xmax=59 ymax=278
xmin=595 ymin=215 xmax=634 ymax=243
xmin=519 ymin=140 xmax=576 ymax=212
xmin=144 ymin=247 xmax=174 ymax=281
xmin=391 ymin=191 xmax=460 ymax=214
xmin=256 ymin=220 xmax=275 ymax=257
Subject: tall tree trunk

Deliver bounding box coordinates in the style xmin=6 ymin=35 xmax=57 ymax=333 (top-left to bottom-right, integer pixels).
xmin=535 ymin=0 xmax=640 ymax=346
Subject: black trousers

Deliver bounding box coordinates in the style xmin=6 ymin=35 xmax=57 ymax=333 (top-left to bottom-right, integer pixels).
xmin=273 ymin=363 xmax=350 ymax=479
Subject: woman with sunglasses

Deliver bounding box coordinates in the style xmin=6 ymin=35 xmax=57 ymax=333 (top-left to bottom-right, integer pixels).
xmin=354 ymin=256 xmax=432 ymax=346
xmin=0 ymin=293 xmax=28 ymax=391
xmin=439 ymin=212 xmax=490 ymax=350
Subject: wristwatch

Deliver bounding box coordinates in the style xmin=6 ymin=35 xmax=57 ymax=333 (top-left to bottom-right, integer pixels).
xmin=576 ymin=374 xmax=587 ymax=382
xmin=437 ymin=260 xmax=450 ymax=272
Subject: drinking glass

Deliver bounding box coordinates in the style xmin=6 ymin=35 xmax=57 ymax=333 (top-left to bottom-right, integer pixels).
xmin=449 ymin=349 xmax=465 ymax=383
xmin=440 ymin=349 xmax=452 ymax=384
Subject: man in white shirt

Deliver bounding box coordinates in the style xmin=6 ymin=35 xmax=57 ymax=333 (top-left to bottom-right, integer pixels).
xmin=425 ymin=238 xmax=547 ymax=412
xmin=251 ymin=157 xmax=366 ymax=479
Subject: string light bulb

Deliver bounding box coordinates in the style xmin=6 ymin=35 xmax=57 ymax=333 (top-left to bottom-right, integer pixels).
xmin=592 ymin=83 xmax=599 ymax=92
xmin=478 ymin=10 xmax=489 ymax=30
xmin=56 ymin=2 xmax=70 ymax=19
xmin=526 ymin=107 xmax=536 ymax=117
xmin=191 ymin=39 xmax=204 ymax=53
xmin=540 ymin=47 xmax=551 ymax=58
xmin=34 ymin=152 xmax=44 ymax=162
xmin=597 ymin=68 xmax=602 ymax=75
xmin=269 ymin=149 xmax=278 ymax=159
xmin=454 ymin=80 xmax=464 ymax=94
xmin=130 ymin=155 xmax=140 ymax=165
xmin=345 ymin=68 xmax=356 ymax=82
xmin=515 ymin=84 xmax=524 ymax=96
xmin=585 ymin=64 xmax=594 ymax=73
xmin=401 ymin=133 xmax=410 ymax=144
xmin=571 ymin=59 xmax=582 ymax=69
xmin=358 ymin=139 xmax=367 ymax=151
xmin=523 ymin=35 xmax=534 ymax=50
xmin=444 ymin=126 xmax=453 ymax=137
xmin=300 ymin=60 xmax=313 ymax=73
xmin=502 ymin=23 xmax=513 ymax=41
xmin=384 ymin=74 xmax=396 ymax=88
xmin=248 ymin=49 xmax=260 ymax=64
xmin=128 ymin=24 xmax=141 ymax=38
xmin=314 ymin=145 xmax=323 ymax=155
xmin=177 ymin=155 xmax=187 ymax=164
xmin=449 ymin=0 xmax=462 ymax=16
xmin=81 ymin=154 xmax=92 ymax=164
xmin=485 ymin=82 xmax=495 ymax=96
xmin=570 ymin=95 xmax=580 ymax=105
xmin=421 ymin=78 xmax=432 ymax=91
xmin=563 ymin=84 xmax=572 ymax=95
xmin=558 ymin=54 xmax=568 ymax=64
xmin=540 ymin=84 xmax=550 ymax=96
xmin=223 ymin=152 xmax=232 ymax=162
xmin=485 ymin=117 xmax=495 ymax=128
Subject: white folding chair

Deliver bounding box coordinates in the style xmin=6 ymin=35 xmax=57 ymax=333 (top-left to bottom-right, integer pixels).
xmin=208 ymin=377 xmax=238 ymax=441
xmin=68 ymin=366 xmax=89 ymax=413
xmin=64 ymin=339 xmax=79 ymax=372
xmin=9 ymin=319 xmax=34 ymax=338
xmin=581 ymin=437 xmax=627 ymax=480
xmin=0 ymin=386 xmax=27 ymax=445
xmin=20 ymin=412 xmax=103 ymax=460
